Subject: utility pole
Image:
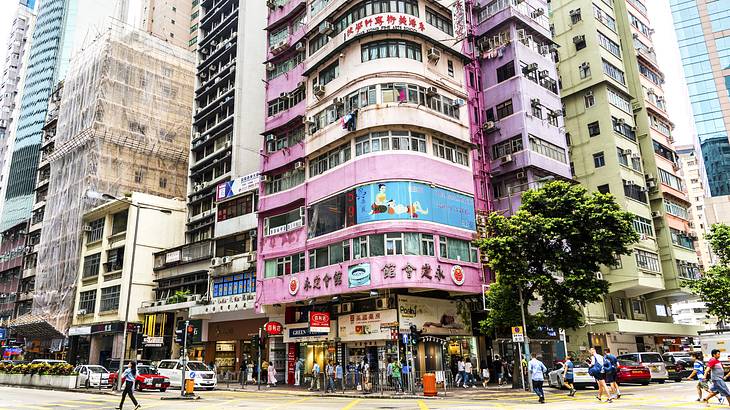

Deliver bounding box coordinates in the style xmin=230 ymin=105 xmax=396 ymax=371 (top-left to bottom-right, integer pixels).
xmin=519 ymin=290 xmax=530 ymax=392
xmin=181 ymin=320 xmax=188 ymax=397
xmin=257 ymin=327 xmax=262 ymax=391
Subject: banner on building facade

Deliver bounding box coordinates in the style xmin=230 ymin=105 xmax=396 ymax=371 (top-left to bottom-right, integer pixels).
xmin=309 ymin=311 xmax=331 ymax=333
xmin=450 ymin=0 xmax=468 ymax=42
xmin=397 ymin=295 xmax=472 ymax=335
xmin=216 ymin=173 xmax=260 ymax=202
xmin=338 ymin=309 xmax=398 ymax=342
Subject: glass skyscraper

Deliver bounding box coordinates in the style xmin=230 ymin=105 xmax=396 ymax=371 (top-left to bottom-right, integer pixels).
xmin=670 ymin=0 xmax=730 ymax=196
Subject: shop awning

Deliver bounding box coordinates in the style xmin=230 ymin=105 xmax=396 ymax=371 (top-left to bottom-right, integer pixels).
xmin=588 ymin=318 xmax=704 ymax=337
xmin=8 ymin=314 xmax=65 ymax=340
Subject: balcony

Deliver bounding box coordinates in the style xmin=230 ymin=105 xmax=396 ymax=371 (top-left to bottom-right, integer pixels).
xmin=153 ymin=240 xmax=214 ymax=271
xmin=475 ymin=0 xmax=551 ymax=39
xmin=138 ymin=294 xmax=204 ymax=315
xmin=22 ymin=267 xmax=35 ymax=279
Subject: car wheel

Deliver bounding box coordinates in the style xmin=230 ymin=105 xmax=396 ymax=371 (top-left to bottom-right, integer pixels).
xmin=641 ymin=382 xmax=649 ymax=386
xmin=206 ymin=387 xmax=215 ymax=391
xmin=159 ymin=388 xmax=166 ymax=392
xmin=84 ymin=379 xmax=90 ymax=389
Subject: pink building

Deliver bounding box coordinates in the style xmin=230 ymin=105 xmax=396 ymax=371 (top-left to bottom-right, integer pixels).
xmin=258 ymin=0 xmax=486 ymax=380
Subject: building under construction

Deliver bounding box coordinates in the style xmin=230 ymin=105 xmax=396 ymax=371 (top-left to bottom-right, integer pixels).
xmin=10 ymin=23 xmax=195 ymax=349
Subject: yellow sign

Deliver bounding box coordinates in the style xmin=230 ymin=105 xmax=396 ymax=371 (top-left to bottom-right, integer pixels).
xmin=512 ymin=326 xmax=524 ymax=342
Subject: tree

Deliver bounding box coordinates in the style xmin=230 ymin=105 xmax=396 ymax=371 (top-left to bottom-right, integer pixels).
xmin=685 ymin=224 xmax=730 ymax=323
xmin=476 ymin=181 xmax=639 ymax=333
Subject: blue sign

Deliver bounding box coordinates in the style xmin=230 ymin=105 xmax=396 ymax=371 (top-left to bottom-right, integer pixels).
xmin=348 ymin=263 xmax=371 ymax=288
xmin=356 ymin=181 xmax=476 ymax=230
xmin=0 ymin=328 xmax=6 ymax=340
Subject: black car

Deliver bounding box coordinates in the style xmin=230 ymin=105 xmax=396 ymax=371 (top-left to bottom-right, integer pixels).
xmin=662 ymin=353 xmax=693 ymax=381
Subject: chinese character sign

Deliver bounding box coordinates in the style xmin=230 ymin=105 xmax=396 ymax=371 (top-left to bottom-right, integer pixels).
xmin=450 ymin=0 xmax=468 ymax=42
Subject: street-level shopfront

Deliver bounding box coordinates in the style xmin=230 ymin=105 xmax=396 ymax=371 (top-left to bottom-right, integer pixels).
xmin=71 ymin=321 xmax=143 ymax=366
xmin=204 ymin=318 xmax=267 ymax=379
xmin=283 ymin=321 xmax=338 ymax=385
xmin=338 ymin=309 xmax=399 ymax=377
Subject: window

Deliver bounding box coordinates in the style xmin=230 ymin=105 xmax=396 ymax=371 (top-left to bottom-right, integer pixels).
xmin=677 ymin=261 xmax=701 ymax=280
xmin=612 ymin=117 xmax=636 ymax=141
xmin=639 ymin=63 xmax=663 ymax=85
xmin=433 ymin=138 xmax=470 ymax=166
xmin=268 ymin=88 xmax=306 ymax=117
xmin=99 ymin=285 xmax=121 ymax=312
xmin=267 ymin=52 xmax=306 ymax=80
xmin=623 ymin=180 xmax=647 ymax=203
xmin=607 ymin=88 xmax=632 ymax=113
xmin=265 ymin=208 xmax=304 ymax=236
xmin=597 ymin=31 xmax=621 ymax=58
xmin=82 ymin=254 xmax=101 ymax=279
xmin=269 ymin=26 xmax=289 ymax=48
xmin=218 ymin=194 xmax=256 ymax=222
xmin=104 ymin=247 xmax=125 ymax=272
xmin=588 ymin=121 xmax=600 ymax=137
xmin=331 ymin=0 xmax=419 ymax=36
xmin=212 ymin=272 xmax=257 ymax=297
xmin=670 ymin=228 xmax=695 ymax=250
xmin=632 ymin=216 xmax=654 ymax=238
xmin=345 ymin=85 xmax=377 ymax=113
xmin=361 ymin=39 xmax=422 ymax=62
xmin=264 ymin=253 xmax=305 ymax=278
xmin=111 ymin=211 xmax=128 ymax=235
xmin=574 ymin=35 xmax=587 ymax=50
xmin=316 ymin=62 xmax=339 ymax=86
xmin=264 ymin=169 xmax=305 ymax=194
xmin=134 ymin=170 xmax=145 ymax=183
xmin=439 ymin=236 xmax=478 ymax=262
xmin=570 ymin=8 xmax=582 ymax=24
xmin=593 ymin=4 xmax=616 ymax=31
xmin=426 ymin=7 xmax=453 ymax=35
xmin=593 ymin=152 xmax=606 ymax=168
xmin=309 ymin=143 xmax=351 ymax=177
xmin=530 ymin=135 xmax=567 ymax=163
xmin=380 ymin=82 xmax=459 ymax=119
xmin=631 ymin=299 xmax=645 ymax=315
xmin=635 ymin=249 xmax=661 ymax=273
xmin=385 ymin=233 xmax=404 ymax=255
xmin=86 ymin=218 xmax=104 ymax=243
xmin=491 ymin=135 xmax=523 ymax=159
xmin=421 ymin=234 xmax=435 ymax=256
xmin=579 ymin=62 xmax=591 ymax=79
xmin=531 ymin=104 xmax=542 ymax=119
xmin=447 ymin=60 xmax=454 ymax=77
xmin=496 ymin=61 xmax=515 ymax=83
xmin=584 ymin=91 xmax=595 ymax=108
xmin=664 ymin=199 xmax=689 ymax=220
xmin=495 ymin=99 xmax=513 ymax=119
xmin=602 ymin=59 xmax=625 ymax=84
xmin=597 ymin=184 xmax=610 ymax=194
xmin=658 ymin=168 xmax=684 ymax=191
xmin=653 ymin=140 xmax=677 ymax=162
xmin=353 ymin=233 xmax=436 ymax=258
xmin=79 ymin=290 xmax=96 ymax=314
xmin=355 ymin=130 xmax=426 ymax=156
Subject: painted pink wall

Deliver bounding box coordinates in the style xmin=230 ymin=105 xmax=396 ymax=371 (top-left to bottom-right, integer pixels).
xmin=267 ymin=0 xmax=306 ymax=27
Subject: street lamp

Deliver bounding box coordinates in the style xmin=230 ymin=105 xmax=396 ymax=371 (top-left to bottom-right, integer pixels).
xmin=85 ymin=190 xmax=173 ymax=390
xmin=504 ymin=175 xmax=554 ymax=390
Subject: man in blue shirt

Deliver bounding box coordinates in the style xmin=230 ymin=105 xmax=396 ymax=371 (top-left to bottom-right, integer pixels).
xmin=528 ymin=353 xmax=548 ymax=403
xmin=604 ymin=348 xmax=620 ymax=399
xmin=562 ymin=355 xmax=576 ymax=397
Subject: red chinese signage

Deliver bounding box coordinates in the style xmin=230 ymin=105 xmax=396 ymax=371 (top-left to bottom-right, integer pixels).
xmin=309 ymin=311 xmax=330 ymax=333
xmin=264 ymin=321 xmax=283 ymax=335
xmin=343 ymin=13 xmax=426 ymax=41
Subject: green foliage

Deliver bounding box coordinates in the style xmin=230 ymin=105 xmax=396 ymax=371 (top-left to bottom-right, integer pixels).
xmin=476 ymin=181 xmax=639 ymax=333
xmin=167 ymin=289 xmax=191 ymax=305
xmin=0 ymin=362 xmax=74 ymax=376
xmin=685 ymin=224 xmax=730 ymax=322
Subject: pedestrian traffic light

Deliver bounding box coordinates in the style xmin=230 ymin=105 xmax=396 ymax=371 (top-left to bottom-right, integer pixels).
xmin=175 ymin=327 xmax=184 ymax=345
xmin=409 ymin=324 xmax=421 ymax=345
xmin=185 ymin=324 xmax=195 ymax=346
xmin=251 ymin=334 xmax=260 ymax=346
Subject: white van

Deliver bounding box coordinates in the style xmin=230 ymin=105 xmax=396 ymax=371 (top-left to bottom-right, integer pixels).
xmin=156 ymin=360 xmax=217 ymax=390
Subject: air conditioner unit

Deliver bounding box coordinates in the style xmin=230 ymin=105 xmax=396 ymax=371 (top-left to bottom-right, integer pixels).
xmin=332 ymin=96 xmax=344 ymax=106
xmin=632 ymin=153 xmax=641 ymax=159
xmin=265 ymin=134 xmax=276 ymax=142
xmin=647 ymin=180 xmax=657 ymax=189
xmin=516 ymin=171 xmax=526 ymax=180
xmin=572 ymin=35 xmax=586 ymax=44
xmin=585 ymin=90 xmax=593 ymax=97
xmin=624 ymin=149 xmax=633 ymax=155
xmin=266 ymin=0 xmax=275 ymax=9
xmin=77 ymin=309 xmax=87 ymax=316
xmin=426 ymin=86 xmax=438 ymax=97
xmin=294 ymin=161 xmax=305 ymax=170
xmin=454 ymin=98 xmax=466 ymax=107
xmin=341 ymin=302 xmax=353 ymax=313
xmin=211 ymin=257 xmax=224 ymax=267
xmin=531 ymin=98 xmax=541 ymax=107
xmin=246 ymin=253 xmax=256 ymax=263
xmin=651 ymin=211 xmax=660 ymax=218
xmin=305 ymin=117 xmax=315 ymax=125
xmin=501 ymin=154 xmax=513 ymax=164
xmin=313 ymin=84 xmax=325 ymax=96
xmin=319 ymin=21 xmax=334 ymax=35
xmin=427 ymin=48 xmax=441 ymax=62
xmin=617 ymin=118 xmax=626 ymax=125
xmin=375 ymin=297 xmax=390 ymax=310
xmin=524 ymin=63 xmax=538 ymax=73
xmin=83 ymin=225 xmax=93 ymax=232
xmin=200 ymin=47 xmax=209 ymax=55
xmin=483 ymin=121 xmax=498 ymax=131
xmin=221 ymin=256 xmax=232 ymax=264
xmin=531 ymin=8 xmax=545 ymax=18
xmin=260 ymin=175 xmax=270 ymax=182
xmin=595 ymin=271 xmax=603 ymax=280
xmin=295 ymin=42 xmax=304 ymax=51
xmin=608 ymin=313 xmax=623 ymax=321
xmin=280 ymin=92 xmax=288 ymax=99
xmin=538 ymin=69 xmax=549 ymax=78
xmin=265 ymin=62 xmax=276 ymax=72
xmin=296 ymin=81 xmax=305 ymax=89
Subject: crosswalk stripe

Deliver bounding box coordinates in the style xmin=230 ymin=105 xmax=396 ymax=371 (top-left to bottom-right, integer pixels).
xmin=417 ymin=399 xmax=429 ymax=410
xmin=340 ymin=399 xmax=361 ymax=410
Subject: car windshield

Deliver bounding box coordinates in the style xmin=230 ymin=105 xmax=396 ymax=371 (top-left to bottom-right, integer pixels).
xmin=618 ymin=360 xmax=641 ymax=367
xmin=137 ymin=366 xmax=156 ymax=374
xmin=87 ymin=366 xmax=107 ymax=373
xmin=641 ymin=353 xmax=663 ymax=363
xmin=186 ymin=362 xmax=209 ymax=372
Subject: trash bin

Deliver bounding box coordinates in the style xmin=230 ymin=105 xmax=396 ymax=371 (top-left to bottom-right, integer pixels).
xmin=423 ymin=373 xmax=437 ymax=397
xmin=184 ymin=379 xmax=195 ymax=395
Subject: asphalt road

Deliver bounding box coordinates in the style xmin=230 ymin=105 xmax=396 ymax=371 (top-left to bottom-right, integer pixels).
xmin=0 ymin=382 xmax=728 ymax=409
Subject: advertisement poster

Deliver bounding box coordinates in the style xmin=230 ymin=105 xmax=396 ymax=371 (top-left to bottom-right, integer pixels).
xmin=309 ymin=311 xmax=331 ymax=333
xmin=397 ymin=295 xmax=472 ymax=335
xmin=338 ymin=309 xmax=398 ymax=342
xmin=216 ymin=172 xmax=260 ymax=201
xmin=355 ymin=181 xmax=476 ymax=230
xmin=348 ymin=263 xmax=371 ymax=288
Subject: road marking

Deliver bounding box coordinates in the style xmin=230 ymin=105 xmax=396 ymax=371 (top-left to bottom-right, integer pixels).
xmin=263 ymin=397 xmax=311 ymax=410
xmin=417 ymin=399 xmax=429 ymax=410
xmin=340 ymin=399 xmax=361 ymax=410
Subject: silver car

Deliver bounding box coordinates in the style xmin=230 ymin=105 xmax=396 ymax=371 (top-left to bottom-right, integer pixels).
xmin=617 ymin=352 xmax=668 ymax=383
xmin=547 ymin=362 xmax=597 ymax=390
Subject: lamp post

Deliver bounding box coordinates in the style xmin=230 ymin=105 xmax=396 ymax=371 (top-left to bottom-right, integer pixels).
xmin=86 ymin=191 xmax=173 ymax=390
xmin=505 ymin=175 xmax=554 ymax=391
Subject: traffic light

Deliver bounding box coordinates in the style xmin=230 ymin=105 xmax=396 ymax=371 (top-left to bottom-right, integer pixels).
xmin=251 ymin=334 xmax=260 ymax=347
xmin=175 ymin=327 xmax=184 ymax=345
xmin=185 ymin=324 xmax=195 ymax=346
xmin=409 ymin=324 xmax=421 ymax=345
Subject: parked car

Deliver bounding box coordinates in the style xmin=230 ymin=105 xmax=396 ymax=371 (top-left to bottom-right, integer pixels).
xmin=156 ymin=359 xmax=216 ymax=390
xmin=104 ymin=359 xmax=151 ymax=387
xmin=662 ymin=352 xmax=693 ymax=381
xmin=30 ymin=359 xmax=69 ymax=365
xmin=615 ymin=359 xmax=651 ymax=385
xmin=617 ymin=353 xmax=668 ymax=383
xmin=547 ymin=361 xmax=597 ymax=390
xmin=74 ymin=365 xmax=113 ymax=388
xmin=133 ymin=365 xmax=170 ymax=392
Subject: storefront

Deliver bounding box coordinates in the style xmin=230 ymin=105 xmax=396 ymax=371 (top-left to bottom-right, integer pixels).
xmin=140 ymin=313 xmax=176 ymax=362
xmin=338 ymin=309 xmax=399 ymax=375
xmin=283 ymin=321 xmax=338 ymax=385
xmin=67 ymin=325 xmax=92 ymax=365
xmin=204 ymin=318 xmax=267 ymax=379
xmin=87 ymin=322 xmax=143 ymax=366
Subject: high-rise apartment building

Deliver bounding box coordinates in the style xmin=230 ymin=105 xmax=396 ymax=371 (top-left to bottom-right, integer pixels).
xmin=0 ymin=2 xmax=36 ymax=229
xmin=139 ymin=0 xmax=196 ymax=50
xmin=552 ymin=0 xmax=702 ymax=352
xmin=669 ymin=0 xmax=730 ymax=197
xmin=676 ymin=144 xmax=714 ymax=269
xmin=189 ymin=0 xmax=201 ymax=50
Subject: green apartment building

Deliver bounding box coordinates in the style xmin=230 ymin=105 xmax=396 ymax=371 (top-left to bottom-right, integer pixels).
xmin=551 ymin=0 xmax=703 ymax=354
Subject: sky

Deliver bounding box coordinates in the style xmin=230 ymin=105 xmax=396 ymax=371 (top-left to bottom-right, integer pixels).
xmin=0 ymin=0 xmax=699 ymax=147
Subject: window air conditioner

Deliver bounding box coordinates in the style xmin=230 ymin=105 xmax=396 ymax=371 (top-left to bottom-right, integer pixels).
xmin=427 ymin=48 xmax=441 ymax=62
xmin=265 ymin=134 xmax=276 ymax=142
xmin=294 ymin=161 xmax=305 ymax=170
xmin=83 ymin=225 xmax=93 ymax=232
xmin=265 ymin=62 xmax=275 ymax=72
xmin=426 ymin=86 xmax=438 ymax=96
xmin=501 ymin=154 xmax=513 ymax=164
xmin=313 ymin=84 xmax=326 ymax=96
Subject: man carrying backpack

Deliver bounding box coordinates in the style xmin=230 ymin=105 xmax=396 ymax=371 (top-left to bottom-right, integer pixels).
xmin=604 ymin=349 xmax=620 ymax=399
xmin=588 ymin=348 xmax=612 ymax=403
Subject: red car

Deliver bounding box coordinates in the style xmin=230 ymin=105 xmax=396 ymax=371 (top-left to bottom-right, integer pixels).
xmin=616 ymin=359 xmax=651 ymax=385
xmin=134 ymin=365 xmax=171 ymax=392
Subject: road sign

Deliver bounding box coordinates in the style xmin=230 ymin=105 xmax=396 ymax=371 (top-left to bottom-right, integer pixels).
xmin=189 ymin=371 xmax=196 ymax=379
xmin=512 ymin=326 xmax=524 ymax=342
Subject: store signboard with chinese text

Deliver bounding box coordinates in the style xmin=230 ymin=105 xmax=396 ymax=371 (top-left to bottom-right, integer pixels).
xmin=338 ymin=309 xmax=398 ymax=342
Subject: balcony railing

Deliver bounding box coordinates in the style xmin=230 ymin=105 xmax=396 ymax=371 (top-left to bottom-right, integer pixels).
xmin=153 ymin=240 xmax=213 ymax=270
xmin=477 ymin=0 xmax=550 ymax=32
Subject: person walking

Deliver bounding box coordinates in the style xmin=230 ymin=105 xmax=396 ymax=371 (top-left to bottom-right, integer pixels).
xmin=362 ymin=359 xmax=371 ymax=394
xmin=686 ymin=353 xmax=713 ymax=402
xmin=326 ymin=360 xmax=335 ymax=393
xmin=563 ymin=355 xmax=576 ymax=396
xmin=702 ymin=349 xmax=730 ymax=406
xmin=481 ymin=359 xmax=491 ymax=388
xmin=335 ymin=361 xmax=344 ymax=392
xmin=493 ymin=355 xmax=503 ymax=386
xmin=116 ymin=362 xmax=140 ymax=410
xmin=457 ymin=357 xmax=466 ymax=387
xmin=604 ymin=349 xmax=620 ymax=399
xmin=392 ymin=360 xmax=403 ymax=393
xmin=294 ymin=358 xmax=302 ymax=386
xmin=464 ymin=359 xmax=475 ymax=388
xmin=267 ymin=361 xmax=277 ymax=387
xmin=386 ymin=357 xmax=394 ymax=388
xmin=589 ymin=348 xmax=611 ymax=403
xmin=528 ymin=354 xmax=548 ymax=403
xmin=310 ymin=361 xmax=321 ymax=391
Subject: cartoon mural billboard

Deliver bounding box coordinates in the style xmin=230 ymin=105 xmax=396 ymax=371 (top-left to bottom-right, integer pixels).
xmin=355 ymin=181 xmax=476 ymax=230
